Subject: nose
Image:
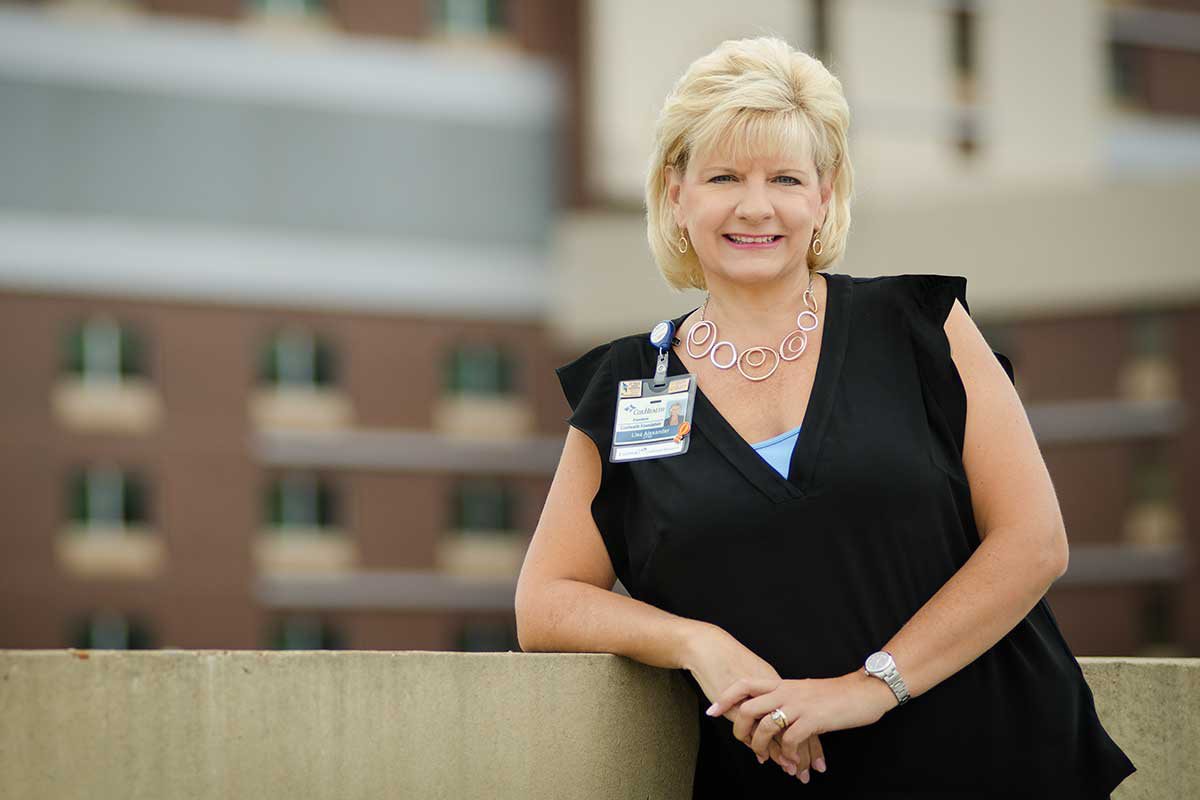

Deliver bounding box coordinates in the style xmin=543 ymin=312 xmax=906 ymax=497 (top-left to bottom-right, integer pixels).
xmin=735 ymin=178 xmax=774 ymax=224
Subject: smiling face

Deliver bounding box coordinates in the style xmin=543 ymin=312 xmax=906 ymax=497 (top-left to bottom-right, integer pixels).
xmin=666 ymin=134 xmax=833 ymax=289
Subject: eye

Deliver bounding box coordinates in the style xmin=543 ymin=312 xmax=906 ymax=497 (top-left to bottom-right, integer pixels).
xmin=708 ymin=175 xmax=803 ymax=185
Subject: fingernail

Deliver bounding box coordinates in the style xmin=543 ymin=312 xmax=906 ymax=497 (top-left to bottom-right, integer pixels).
xmin=705 ymin=703 xmax=717 ymax=716
xmin=756 ymin=754 xmax=765 ymax=764
xmin=814 ymin=757 xmax=827 ymax=772
xmin=785 ymin=764 xmax=796 ymax=776
xmin=799 ymin=769 xmax=810 ymax=784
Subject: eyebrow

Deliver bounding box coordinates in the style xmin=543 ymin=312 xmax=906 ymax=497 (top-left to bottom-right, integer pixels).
xmin=703 ymin=165 xmax=808 ymax=175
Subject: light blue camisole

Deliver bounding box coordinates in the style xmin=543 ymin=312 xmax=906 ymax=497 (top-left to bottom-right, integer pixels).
xmin=749 ymin=423 xmax=802 ymax=479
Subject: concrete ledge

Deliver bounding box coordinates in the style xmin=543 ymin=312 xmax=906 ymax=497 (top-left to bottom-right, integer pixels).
xmin=0 ymin=650 xmax=698 ymax=800
xmin=0 ymin=652 xmax=1193 ymax=799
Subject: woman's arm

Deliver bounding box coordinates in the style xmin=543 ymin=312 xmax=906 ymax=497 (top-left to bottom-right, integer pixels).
xmin=515 ymin=425 xmax=710 ymax=668
xmin=518 ymin=427 xmax=826 ymax=778
xmin=706 ymin=298 xmax=1072 ymax=764
xmin=871 ymin=297 xmax=1069 ymax=705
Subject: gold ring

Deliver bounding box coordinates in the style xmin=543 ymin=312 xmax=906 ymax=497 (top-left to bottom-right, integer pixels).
xmin=769 ymin=708 xmax=788 ymax=730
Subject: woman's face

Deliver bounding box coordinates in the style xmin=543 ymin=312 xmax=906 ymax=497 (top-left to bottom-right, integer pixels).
xmin=667 ymin=143 xmax=832 ymax=288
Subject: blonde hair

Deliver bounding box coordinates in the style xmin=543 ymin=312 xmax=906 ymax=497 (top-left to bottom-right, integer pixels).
xmin=645 ymin=36 xmax=854 ymax=291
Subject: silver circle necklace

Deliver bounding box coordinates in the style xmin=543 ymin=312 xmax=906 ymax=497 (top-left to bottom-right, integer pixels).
xmin=684 ymin=273 xmax=820 ymax=383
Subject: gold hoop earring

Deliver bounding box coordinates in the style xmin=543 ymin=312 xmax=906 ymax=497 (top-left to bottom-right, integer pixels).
xmin=811 ymin=235 xmax=823 ymax=256
xmin=678 ymin=233 xmax=689 ymax=254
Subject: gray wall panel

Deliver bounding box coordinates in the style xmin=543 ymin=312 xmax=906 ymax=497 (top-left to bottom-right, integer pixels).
xmin=0 ymin=78 xmax=556 ymax=246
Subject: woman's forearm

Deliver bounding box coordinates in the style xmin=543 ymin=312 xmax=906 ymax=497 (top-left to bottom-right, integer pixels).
xmin=516 ymin=578 xmax=712 ymax=670
xmin=874 ymin=526 xmax=1067 ymax=705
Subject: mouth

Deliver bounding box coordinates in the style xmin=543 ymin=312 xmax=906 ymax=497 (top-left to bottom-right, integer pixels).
xmin=723 ymin=234 xmax=784 ymax=248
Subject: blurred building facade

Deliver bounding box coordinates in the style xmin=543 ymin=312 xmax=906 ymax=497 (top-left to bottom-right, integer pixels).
xmin=0 ymin=0 xmax=583 ymax=651
xmin=0 ymin=0 xmax=1198 ymax=657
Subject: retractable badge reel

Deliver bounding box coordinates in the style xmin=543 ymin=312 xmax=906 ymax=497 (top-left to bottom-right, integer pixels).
xmin=608 ymin=319 xmax=698 ymax=463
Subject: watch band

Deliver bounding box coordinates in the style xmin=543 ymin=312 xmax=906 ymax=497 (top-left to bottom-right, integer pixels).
xmin=864 ymin=650 xmax=910 ymax=706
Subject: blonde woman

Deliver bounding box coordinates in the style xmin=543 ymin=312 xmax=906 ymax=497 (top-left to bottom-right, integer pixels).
xmin=517 ymin=36 xmax=1135 ymax=798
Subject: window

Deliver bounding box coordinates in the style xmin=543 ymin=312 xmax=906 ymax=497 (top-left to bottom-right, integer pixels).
xmin=70 ymin=610 xmax=155 ymax=649
xmin=452 ymin=479 xmax=517 ymax=532
xmin=267 ymin=615 xmax=344 ymax=649
xmin=949 ymin=1 xmax=977 ymax=86
xmin=62 ymin=316 xmax=146 ymax=383
xmin=259 ymin=328 xmax=337 ymax=389
xmin=457 ymin=620 xmax=518 ymax=652
xmin=1128 ymin=311 xmax=1170 ymax=360
xmin=250 ymin=327 xmax=351 ymax=430
xmin=1140 ymin=585 xmax=1175 ymax=652
xmin=264 ymin=473 xmax=339 ymax=530
xmin=66 ymin=467 xmax=148 ymax=529
xmin=443 ymin=343 xmax=516 ymax=395
xmin=1131 ymin=443 xmax=1176 ymax=507
xmin=1109 ymin=41 xmax=1141 ymax=107
xmin=430 ymin=0 xmax=507 ymax=35
xmin=945 ymin=0 xmax=984 ymax=159
xmin=1106 ymin=3 xmax=1200 ymax=117
xmin=947 ymin=0 xmax=979 ymax=156
xmin=977 ymin=322 xmax=1018 ymax=370
xmin=259 ymin=331 xmax=338 ymax=388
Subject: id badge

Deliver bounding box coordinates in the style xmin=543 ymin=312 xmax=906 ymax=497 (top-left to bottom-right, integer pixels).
xmin=610 ymin=374 xmax=697 ymax=463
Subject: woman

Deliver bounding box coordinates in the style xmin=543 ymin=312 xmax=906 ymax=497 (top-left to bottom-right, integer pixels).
xmin=515 ymin=36 xmax=1136 ymax=798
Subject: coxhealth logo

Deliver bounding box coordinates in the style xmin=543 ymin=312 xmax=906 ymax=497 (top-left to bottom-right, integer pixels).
xmin=622 ymin=403 xmax=657 ymax=417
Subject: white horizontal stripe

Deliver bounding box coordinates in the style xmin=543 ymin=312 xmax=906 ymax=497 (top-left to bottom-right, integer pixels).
xmin=254 ymin=428 xmax=565 ymax=474
xmin=0 ymin=7 xmax=559 ymax=126
xmin=0 ymin=212 xmax=549 ymax=319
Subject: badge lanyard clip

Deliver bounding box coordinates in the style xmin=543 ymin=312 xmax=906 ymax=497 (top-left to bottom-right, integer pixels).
xmin=649 ymin=320 xmax=675 ymax=389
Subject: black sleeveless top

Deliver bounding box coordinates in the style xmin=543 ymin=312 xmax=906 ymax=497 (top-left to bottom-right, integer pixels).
xmin=554 ymin=273 xmax=1136 ymax=799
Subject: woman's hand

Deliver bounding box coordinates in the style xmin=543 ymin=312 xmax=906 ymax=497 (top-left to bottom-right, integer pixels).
xmin=705 ymin=671 xmax=898 ymax=775
xmin=681 ymin=624 xmax=827 ymax=781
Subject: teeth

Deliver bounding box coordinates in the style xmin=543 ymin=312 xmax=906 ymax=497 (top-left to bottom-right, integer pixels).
xmin=728 ymin=235 xmax=777 ymax=243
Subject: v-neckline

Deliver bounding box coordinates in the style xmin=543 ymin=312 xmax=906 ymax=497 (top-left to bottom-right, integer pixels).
xmin=663 ymin=272 xmax=853 ymax=504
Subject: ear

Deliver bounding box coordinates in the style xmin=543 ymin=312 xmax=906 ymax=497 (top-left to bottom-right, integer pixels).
xmin=665 ymin=165 xmax=684 ymax=229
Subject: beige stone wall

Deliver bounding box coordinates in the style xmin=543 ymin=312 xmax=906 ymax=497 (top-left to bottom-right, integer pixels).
xmin=0 ymin=651 xmax=1192 ymax=799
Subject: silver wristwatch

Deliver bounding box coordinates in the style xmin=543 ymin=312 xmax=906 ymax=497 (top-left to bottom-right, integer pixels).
xmin=863 ymin=650 xmax=910 ymax=706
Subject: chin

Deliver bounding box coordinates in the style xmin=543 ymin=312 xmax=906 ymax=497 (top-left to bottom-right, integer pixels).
xmin=716 ymin=262 xmax=789 ymax=285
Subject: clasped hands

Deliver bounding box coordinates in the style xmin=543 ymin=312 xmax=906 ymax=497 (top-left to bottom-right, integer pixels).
xmin=684 ymin=622 xmax=897 ymax=784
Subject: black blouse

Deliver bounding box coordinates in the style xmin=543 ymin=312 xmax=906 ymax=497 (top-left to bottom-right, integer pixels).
xmin=554 ymin=272 xmax=1136 ymax=799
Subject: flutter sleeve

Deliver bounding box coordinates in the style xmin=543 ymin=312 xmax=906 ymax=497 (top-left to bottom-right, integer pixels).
xmin=902 ymin=274 xmax=1016 ymax=480
xmin=553 ymin=340 xmax=634 ymax=590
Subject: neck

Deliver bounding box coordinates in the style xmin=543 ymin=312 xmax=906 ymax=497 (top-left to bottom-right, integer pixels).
xmin=702 ymin=268 xmax=822 ymax=344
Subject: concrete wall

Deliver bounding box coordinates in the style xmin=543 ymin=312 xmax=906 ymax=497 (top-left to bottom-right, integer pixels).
xmin=0 ymin=651 xmax=1193 ymax=798
xmin=0 ymin=650 xmax=698 ymax=799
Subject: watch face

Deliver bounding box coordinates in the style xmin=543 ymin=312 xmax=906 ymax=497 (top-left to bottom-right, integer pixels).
xmin=865 ymin=652 xmax=891 ymax=673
